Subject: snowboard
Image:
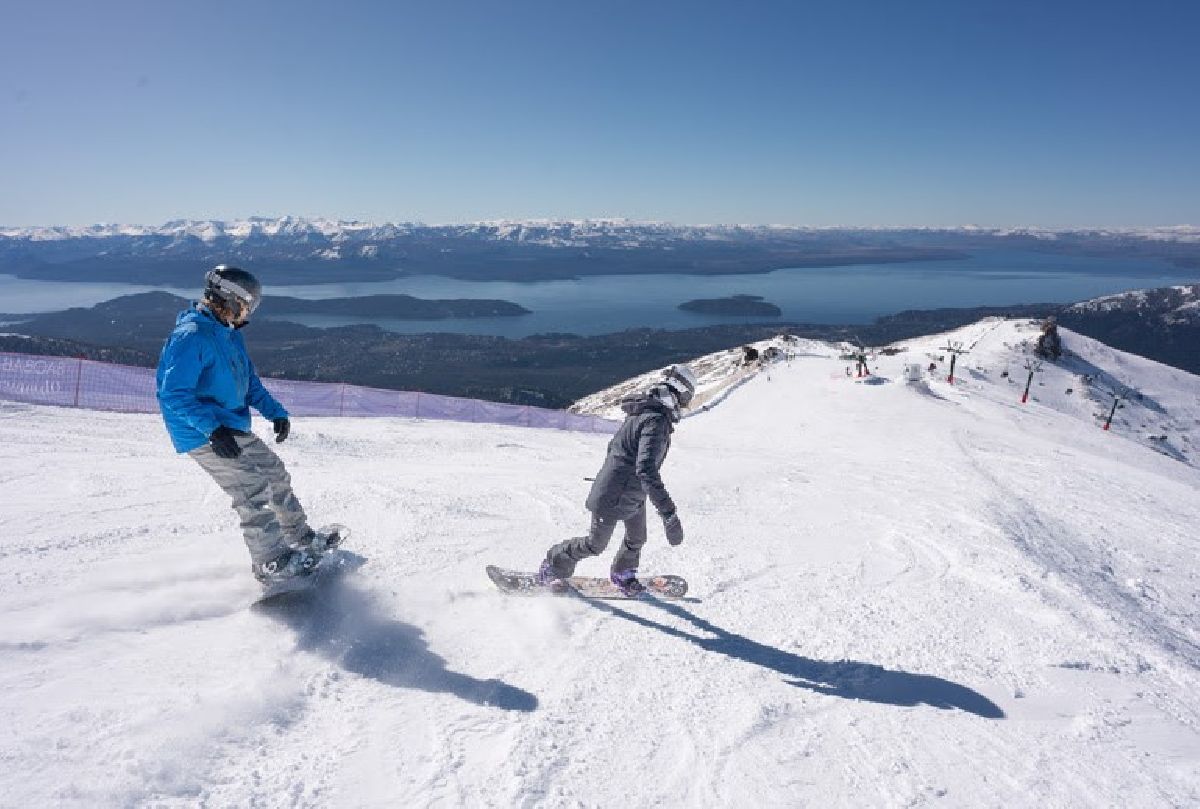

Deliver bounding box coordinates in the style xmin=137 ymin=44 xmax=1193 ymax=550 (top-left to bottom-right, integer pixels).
xmin=486 ymin=565 xmax=688 ymax=599
xmin=256 ymin=524 xmax=362 ymax=601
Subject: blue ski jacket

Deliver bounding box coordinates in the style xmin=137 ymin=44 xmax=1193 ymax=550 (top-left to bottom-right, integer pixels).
xmin=156 ymin=305 xmax=288 ymax=453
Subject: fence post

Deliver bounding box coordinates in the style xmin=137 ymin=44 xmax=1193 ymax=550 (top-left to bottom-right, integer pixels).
xmin=73 ymin=356 xmax=84 ymax=408
xmin=415 ymin=391 xmax=422 ymax=419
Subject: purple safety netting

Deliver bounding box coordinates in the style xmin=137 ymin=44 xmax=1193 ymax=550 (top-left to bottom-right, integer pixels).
xmin=575 ymin=414 xmax=617 ymax=434
xmin=260 ymin=378 xmax=343 ymax=417
xmin=77 ymin=360 xmax=158 ymax=412
xmin=530 ymin=408 xmax=567 ymax=430
xmin=0 ymin=353 xmax=79 ymax=408
xmin=475 ymin=399 xmax=532 ymax=427
xmin=0 ymin=352 xmax=617 ymax=434
xmin=415 ymin=393 xmax=477 ymax=422
xmin=340 ymin=386 xmax=420 ymax=418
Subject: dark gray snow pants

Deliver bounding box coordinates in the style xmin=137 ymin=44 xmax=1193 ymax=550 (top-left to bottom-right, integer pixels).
xmin=545 ymin=505 xmax=648 ymax=578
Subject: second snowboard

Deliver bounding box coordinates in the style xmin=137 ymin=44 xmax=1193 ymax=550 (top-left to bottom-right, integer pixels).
xmin=486 ymin=565 xmax=688 ymax=599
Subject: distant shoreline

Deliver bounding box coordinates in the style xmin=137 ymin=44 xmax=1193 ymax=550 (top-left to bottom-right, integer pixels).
xmin=264 ymin=294 xmax=529 ymax=319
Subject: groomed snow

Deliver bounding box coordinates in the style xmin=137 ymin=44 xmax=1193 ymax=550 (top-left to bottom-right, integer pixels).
xmin=1 ymin=319 xmax=1198 ymax=807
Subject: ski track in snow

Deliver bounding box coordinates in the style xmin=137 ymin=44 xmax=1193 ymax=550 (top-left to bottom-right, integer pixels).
xmin=1 ymin=320 xmax=1199 ymax=807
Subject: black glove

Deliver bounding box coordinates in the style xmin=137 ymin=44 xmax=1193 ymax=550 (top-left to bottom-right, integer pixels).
xmin=273 ymin=417 xmax=290 ymax=443
xmin=209 ymin=425 xmax=242 ymax=459
xmin=662 ymin=511 xmax=684 ymax=546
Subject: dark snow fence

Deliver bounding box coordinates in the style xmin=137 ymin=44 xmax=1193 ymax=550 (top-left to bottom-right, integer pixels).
xmin=0 ymin=353 xmax=617 ymax=434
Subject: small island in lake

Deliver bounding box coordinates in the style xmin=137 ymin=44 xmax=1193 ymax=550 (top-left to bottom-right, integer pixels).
xmin=264 ymin=294 xmax=530 ymax=319
xmin=679 ymin=294 xmax=782 ymax=317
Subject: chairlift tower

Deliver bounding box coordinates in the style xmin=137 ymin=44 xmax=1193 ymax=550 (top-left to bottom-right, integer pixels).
xmin=1021 ymin=358 xmax=1042 ymax=404
xmin=1102 ymin=386 xmax=1129 ymax=431
xmin=940 ymin=341 xmax=968 ymax=384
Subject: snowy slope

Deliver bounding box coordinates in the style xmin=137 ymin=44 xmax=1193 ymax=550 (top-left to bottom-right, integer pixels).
xmin=574 ymin=320 xmax=1200 ymax=470
xmin=567 ymin=335 xmax=799 ymax=419
xmin=2 ymin=321 xmax=1199 ymax=808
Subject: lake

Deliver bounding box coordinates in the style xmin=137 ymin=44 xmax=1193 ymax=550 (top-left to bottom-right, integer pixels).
xmin=1 ymin=250 xmax=1195 ymax=337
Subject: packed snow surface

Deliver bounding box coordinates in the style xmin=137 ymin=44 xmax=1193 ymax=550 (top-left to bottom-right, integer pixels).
xmin=2 ymin=319 xmax=1198 ymax=807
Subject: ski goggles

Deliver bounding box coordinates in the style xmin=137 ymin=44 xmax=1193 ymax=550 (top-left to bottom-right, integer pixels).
xmin=664 ymin=377 xmax=695 ymax=407
xmin=205 ymin=271 xmax=262 ymax=314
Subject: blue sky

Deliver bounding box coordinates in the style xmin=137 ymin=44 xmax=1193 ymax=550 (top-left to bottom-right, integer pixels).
xmin=3 ymin=0 xmax=1197 ymax=228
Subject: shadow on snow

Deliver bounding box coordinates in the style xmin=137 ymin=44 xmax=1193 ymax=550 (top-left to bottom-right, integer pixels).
xmin=1061 ymin=352 xmax=1168 ymax=415
xmin=584 ymin=595 xmax=1005 ymax=719
xmin=254 ymin=561 xmax=537 ymax=713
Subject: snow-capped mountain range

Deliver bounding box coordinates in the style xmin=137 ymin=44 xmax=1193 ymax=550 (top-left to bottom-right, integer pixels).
xmin=1066 ymin=283 xmax=1200 ymax=323
xmin=1055 ymin=285 xmax=1200 ymax=376
xmin=3 ymin=216 xmax=1197 ymax=288
xmin=2 ymin=216 xmax=1199 ymax=245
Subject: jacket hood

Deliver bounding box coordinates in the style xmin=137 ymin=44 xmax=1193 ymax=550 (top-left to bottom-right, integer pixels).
xmin=176 ymin=303 xmax=228 ymax=331
xmin=620 ymin=384 xmax=681 ymax=422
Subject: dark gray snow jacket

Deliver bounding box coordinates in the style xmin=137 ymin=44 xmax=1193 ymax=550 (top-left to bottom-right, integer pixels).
xmin=585 ymin=392 xmax=676 ymax=520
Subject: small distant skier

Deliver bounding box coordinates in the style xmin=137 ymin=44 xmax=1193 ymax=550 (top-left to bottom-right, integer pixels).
xmin=538 ymin=364 xmax=698 ymax=596
xmin=156 ymin=265 xmax=337 ymax=588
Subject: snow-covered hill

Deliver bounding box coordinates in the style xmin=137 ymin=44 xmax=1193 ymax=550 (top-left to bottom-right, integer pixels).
xmin=574 ymin=320 xmax=1199 ymax=468
xmin=1067 ymin=284 xmax=1200 ymax=324
xmin=2 ymin=320 xmax=1198 ymax=807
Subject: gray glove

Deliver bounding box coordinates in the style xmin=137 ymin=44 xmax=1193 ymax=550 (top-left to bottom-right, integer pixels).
xmin=662 ymin=511 xmax=684 ymax=546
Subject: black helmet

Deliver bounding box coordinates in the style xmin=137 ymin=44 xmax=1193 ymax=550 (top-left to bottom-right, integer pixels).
xmin=204 ymin=265 xmax=262 ymax=318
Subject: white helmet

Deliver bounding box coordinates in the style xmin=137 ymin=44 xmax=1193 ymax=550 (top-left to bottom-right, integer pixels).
xmin=662 ymin=364 xmax=698 ymax=407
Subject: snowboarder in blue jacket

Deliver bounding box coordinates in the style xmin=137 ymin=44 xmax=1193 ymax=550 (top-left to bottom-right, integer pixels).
xmin=156 ymin=265 xmax=332 ymax=587
xmin=540 ymin=364 xmax=697 ymax=596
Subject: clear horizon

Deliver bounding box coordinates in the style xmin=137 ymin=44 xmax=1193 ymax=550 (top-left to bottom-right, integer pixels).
xmin=4 ymin=0 xmax=1198 ymax=229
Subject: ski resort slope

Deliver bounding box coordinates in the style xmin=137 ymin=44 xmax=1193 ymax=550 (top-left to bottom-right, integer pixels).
xmin=1 ymin=320 xmax=1198 ymax=808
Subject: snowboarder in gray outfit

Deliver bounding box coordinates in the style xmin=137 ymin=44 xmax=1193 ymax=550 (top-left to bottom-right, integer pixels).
xmin=540 ymin=364 xmax=698 ymax=596
xmin=156 ymin=265 xmax=337 ymax=587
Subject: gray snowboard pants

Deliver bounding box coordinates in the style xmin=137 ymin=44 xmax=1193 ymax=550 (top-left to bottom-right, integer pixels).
xmin=545 ymin=505 xmax=648 ymax=578
xmin=189 ymin=431 xmax=310 ymax=565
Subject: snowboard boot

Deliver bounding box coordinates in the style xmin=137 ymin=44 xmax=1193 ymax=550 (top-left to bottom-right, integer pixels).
xmin=610 ymin=568 xmax=647 ymax=598
xmin=294 ymin=524 xmax=344 ymax=556
xmin=538 ymin=559 xmax=570 ymax=594
xmin=254 ymin=547 xmax=319 ymax=584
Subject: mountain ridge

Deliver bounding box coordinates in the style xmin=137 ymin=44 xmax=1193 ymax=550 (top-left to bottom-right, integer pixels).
xmin=4 ymin=216 xmax=1199 ymax=243
xmin=3 ymin=217 xmax=1198 ymax=284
